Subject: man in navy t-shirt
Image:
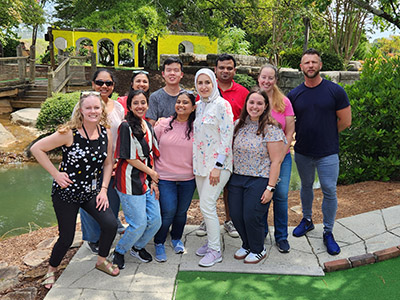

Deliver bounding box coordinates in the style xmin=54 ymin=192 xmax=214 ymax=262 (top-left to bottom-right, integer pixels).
xmin=287 ymin=49 xmax=351 ymax=255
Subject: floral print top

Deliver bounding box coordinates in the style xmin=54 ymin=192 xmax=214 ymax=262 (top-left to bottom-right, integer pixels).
xmin=233 ymin=118 xmax=286 ymax=178
xmin=52 ymin=126 xmax=108 ymax=203
xmin=193 ymin=96 xmax=234 ymax=176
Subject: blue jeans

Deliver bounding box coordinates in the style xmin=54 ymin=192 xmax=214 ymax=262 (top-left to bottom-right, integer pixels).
xmin=294 ymin=152 xmax=339 ymax=232
xmin=154 ymin=179 xmax=196 ymax=244
xmin=228 ymin=174 xmax=269 ymax=254
xmin=264 ymin=152 xmax=291 ymax=241
xmin=81 ymin=177 xmax=120 ymax=243
xmin=115 ymin=189 xmax=161 ymax=255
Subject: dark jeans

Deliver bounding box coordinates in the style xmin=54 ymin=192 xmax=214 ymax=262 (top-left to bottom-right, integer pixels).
xmin=81 ymin=177 xmax=120 ymax=243
xmin=228 ymin=173 xmax=269 ymax=254
xmin=49 ymin=192 xmax=117 ymax=267
xmin=154 ymin=179 xmax=196 ymax=244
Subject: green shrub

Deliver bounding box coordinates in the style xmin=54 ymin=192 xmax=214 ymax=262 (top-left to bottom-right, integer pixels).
xmin=280 ymin=49 xmax=344 ymax=71
xmin=321 ymin=52 xmax=344 ymax=71
xmin=233 ymin=73 xmax=256 ymax=90
xmin=339 ymin=50 xmax=400 ymax=184
xmin=280 ymin=48 xmax=302 ymax=69
xmin=36 ymin=92 xmax=80 ymax=133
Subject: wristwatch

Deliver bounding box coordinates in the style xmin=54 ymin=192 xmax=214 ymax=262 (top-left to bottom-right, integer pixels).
xmin=266 ymin=185 xmax=276 ymax=193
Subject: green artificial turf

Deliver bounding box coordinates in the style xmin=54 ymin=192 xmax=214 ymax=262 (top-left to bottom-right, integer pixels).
xmin=175 ymin=256 xmax=400 ymax=300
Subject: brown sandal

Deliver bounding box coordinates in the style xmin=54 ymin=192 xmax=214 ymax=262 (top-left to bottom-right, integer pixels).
xmin=42 ymin=272 xmax=55 ymax=289
xmin=95 ymin=259 xmax=120 ymax=276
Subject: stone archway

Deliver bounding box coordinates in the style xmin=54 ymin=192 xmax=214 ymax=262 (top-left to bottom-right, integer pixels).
xmin=178 ymin=41 xmax=194 ymax=53
xmin=97 ymin=38 xmax=114 ymax=66
xmin=118 ymin=39 xmax=134 ymax=67
xmin=76 ymin=37 xmax=93 ymax=57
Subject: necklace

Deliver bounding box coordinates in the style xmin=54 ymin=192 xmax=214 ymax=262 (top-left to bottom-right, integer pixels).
xmin=82 ymin=124 xmax=101 ymax=191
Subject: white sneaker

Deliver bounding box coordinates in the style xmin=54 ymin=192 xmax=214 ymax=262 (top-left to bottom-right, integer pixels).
xmin=234 ymin=247 xmax=250 ymax=260
xmin=224 ymin=220 xmax=239 ymax=238
xmin=244 ymin=248 xmax=267 ymax=264
xmin=196 ymin=221 xmax=207 ymax=236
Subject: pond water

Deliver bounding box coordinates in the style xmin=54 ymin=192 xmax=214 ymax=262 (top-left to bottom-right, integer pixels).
xmin=0 ymin=158 xmax=319 ymax=238
xmin=0 ymin=163 xmax=56 ymax=238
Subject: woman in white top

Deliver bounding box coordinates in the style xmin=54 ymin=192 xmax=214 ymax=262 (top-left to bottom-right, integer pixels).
xmin=193 ymin=68 xmax=234 ymax=267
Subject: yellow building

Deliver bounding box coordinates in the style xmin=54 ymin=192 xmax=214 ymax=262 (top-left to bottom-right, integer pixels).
xmin=51 ymin=28 xmax=218 ymax=67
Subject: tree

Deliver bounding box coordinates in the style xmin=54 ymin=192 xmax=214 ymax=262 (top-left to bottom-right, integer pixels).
xmin=218 ymin=26 xmax=250 ymax=55
xmin=324 ymin=0 xmax=369 ymax=62
xmin=348 ymin=0 xmax=400 ymax=30
xmin=0 ymin=0 xmax=45 ymax=56
xmin=374 ymin=35 xmax=400 ymax=54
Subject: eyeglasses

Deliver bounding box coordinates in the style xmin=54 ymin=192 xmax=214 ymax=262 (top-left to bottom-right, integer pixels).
xmin=132 ymin=70 xmax=149 ymax=75
xmin=80 ymin=91 xmax=101 ymax=98
xmin=94 ymin=80 xmax=114 ymax=87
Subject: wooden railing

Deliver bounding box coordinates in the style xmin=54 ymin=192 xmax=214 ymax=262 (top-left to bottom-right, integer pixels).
xmin=47 ymin=53 xmax=96 ymax=97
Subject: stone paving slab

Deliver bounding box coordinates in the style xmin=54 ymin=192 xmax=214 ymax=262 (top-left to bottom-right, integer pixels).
xmin=44 ymin=206 xmax=400 ymax=300
xmin=337 ymin=210 xmax=386 ymax=240
xmin=381 ymin=206 xmax=400 ymax=230
xmin=365 ymin=231 xmax=400 ymax=253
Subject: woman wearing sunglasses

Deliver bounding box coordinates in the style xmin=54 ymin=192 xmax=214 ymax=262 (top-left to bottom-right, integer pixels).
xmin=118 ymin=70 xmax=150 ymax=115
xmin=80 ymin=69 xmax=126 ymax=255
xmin=31 ymin=92 xmax=120 ymax=289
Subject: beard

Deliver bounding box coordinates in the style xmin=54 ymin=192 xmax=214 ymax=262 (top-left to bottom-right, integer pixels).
xmin=303 ymin=68 xmax=320 ymax=79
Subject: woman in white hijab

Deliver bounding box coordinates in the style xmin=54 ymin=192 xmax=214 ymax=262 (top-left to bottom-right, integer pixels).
xmin=193 ymin=68 xmax=234 ymax=267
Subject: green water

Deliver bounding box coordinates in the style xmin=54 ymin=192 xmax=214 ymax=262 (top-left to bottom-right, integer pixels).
xmin=0 ymin=157 xmax=319 ymax=238
xmin=0 ymin=163 xmax=56 ymax=237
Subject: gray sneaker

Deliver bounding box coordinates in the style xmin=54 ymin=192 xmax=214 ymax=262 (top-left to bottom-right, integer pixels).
xmin=224 ymin=220 xmax=239 ymax=238
xmin=195 ymin=221 xmax=207 ymax=236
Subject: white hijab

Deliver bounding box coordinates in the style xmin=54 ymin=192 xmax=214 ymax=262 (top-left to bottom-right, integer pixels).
xmin=194 ymin=68 xmax=220 ymax=103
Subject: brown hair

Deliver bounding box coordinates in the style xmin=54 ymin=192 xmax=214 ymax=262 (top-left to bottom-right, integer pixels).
xmin=234 ymin=89 xmax=278 ymax=138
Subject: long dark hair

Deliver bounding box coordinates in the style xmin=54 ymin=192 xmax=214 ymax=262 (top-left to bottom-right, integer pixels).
xmin=234 ymin=89 xmax=278 ymax=138
xmin=126 ymin=89 xmax=148 ymax=140
xmin=165 ymin=91 xmax=196 ymax=140
xmin=128 ymin=71 xmax=150 ymax=97
xmin=92 ymin=68 xmax=115 ymax=98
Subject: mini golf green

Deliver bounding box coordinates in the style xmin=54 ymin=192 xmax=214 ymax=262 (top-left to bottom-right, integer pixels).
xmin=175 ymin=256 xmax=400 ymax=299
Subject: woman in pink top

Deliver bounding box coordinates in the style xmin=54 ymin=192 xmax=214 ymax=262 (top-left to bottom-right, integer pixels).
xmin=258 ymin=64 xmax=295 ymax=253
xmin=117 ymin=70 xmax=150 ymax=116
xmin=153 ymin=91 xmax=197 ymax=262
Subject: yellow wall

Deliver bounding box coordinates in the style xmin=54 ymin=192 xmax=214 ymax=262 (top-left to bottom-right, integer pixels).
xmin=52 ymin=28 xmax=218 ymax=67
xmin=158 ymin=34 xmax=218 ymax=65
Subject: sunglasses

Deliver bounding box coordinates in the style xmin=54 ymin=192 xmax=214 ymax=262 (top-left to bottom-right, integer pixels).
xmin=94 ymin=80 xmax=114 ymax=87
xmin=132 ymin=70 xmax=149 ymax=75
xmin=80 ymin=91 xmax=101 ymax=98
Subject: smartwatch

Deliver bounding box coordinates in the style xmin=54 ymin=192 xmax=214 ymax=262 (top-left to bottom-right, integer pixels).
xmin=266 ymin=185 xmax=276 ymax=193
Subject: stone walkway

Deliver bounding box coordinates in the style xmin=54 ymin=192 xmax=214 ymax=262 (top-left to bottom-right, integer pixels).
xmin=44 ymin=205 xmax=400 ymax=300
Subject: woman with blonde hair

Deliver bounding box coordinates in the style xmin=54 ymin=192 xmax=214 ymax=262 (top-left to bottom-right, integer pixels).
xmin=80 ymin=69 xmax=126 ymax=255
xmin=31 ymin=92 xmax=119 ymax=289
xmin=258 ymin=64 xmax=295 ymax=253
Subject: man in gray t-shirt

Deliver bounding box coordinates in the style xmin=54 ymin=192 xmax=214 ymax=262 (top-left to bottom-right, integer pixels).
xmin=146 ymin=57 xmax=185 ymax=126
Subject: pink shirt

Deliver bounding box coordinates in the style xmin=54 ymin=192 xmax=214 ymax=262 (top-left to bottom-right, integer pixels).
xmin=154 ymin=117 xmax=195 ymax=181
xmin=271 ymin=97 xmax=294 ymax=154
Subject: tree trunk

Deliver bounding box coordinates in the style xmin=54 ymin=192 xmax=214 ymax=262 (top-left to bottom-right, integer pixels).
xmin=303 ymin=17 xmax=310 ymax=52
xmin=144 ymin=37 xmax=158 ymax=70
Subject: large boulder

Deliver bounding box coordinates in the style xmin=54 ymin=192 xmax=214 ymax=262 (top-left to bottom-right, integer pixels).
xmin=10 ymin=108 xmax=40 ymax=127
xmin=0 ymin=123 xmax=17 ymax=148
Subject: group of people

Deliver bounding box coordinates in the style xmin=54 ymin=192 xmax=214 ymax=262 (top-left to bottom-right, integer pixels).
xmin=31 ymin=49 xmax=351 ymax=288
